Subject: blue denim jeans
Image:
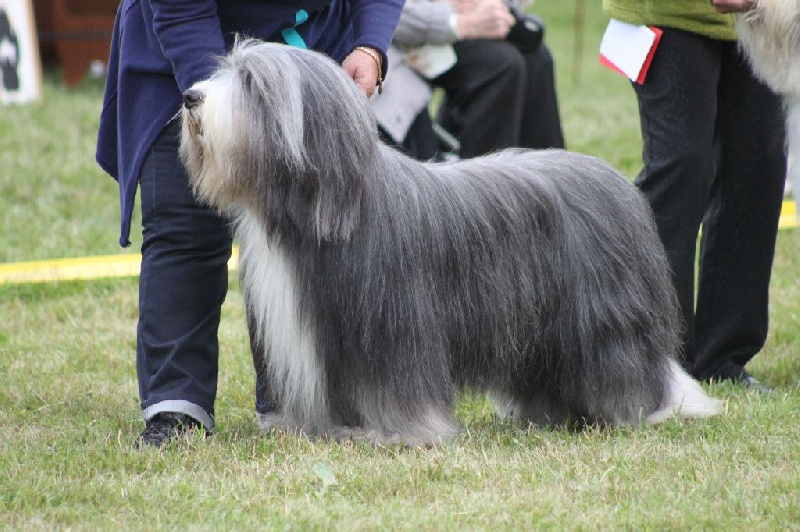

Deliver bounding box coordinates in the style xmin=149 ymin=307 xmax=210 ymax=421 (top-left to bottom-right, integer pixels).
xmin=136 ymin=120 xmax=233 ymax=429
xmin=632 ymin=28 xmax=786 ymax=380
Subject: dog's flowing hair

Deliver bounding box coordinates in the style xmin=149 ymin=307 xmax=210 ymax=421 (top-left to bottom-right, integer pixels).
xmin=180 ymin=40 xmax=720 ymax=445
xmin=737 ymin=0 xmax=800 ymax=190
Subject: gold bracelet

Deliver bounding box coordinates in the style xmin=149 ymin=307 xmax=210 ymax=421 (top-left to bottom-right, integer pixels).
xmin=354 ymin=46 xmax=383 ymax=94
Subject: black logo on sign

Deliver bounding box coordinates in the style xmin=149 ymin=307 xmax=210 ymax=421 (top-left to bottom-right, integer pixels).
xmin=0 ymin=8 xmax=21 ymax=91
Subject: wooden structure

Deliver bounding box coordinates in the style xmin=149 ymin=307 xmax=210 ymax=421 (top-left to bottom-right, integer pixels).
xmin=33 ymin=0 xmax=117 ymax=86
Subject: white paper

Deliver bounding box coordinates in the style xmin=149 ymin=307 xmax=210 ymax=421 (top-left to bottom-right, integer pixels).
xmin=599 ymin=19 xmax=657 ymax=82
xmin=404 ymin=44 xmax=457 ymax=80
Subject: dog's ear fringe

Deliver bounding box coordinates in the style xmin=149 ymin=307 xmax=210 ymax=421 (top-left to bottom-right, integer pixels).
xmin=223 ymin=41 xmax=378 ymax=243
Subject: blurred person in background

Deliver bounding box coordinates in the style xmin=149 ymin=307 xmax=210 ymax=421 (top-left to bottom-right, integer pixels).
xmin=602 ymin=0 xmax=786 ymax=390
xmin=372 ymin=0 xmax=565 ymax=160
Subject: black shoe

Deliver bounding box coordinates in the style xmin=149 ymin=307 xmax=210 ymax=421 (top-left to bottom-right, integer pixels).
xmin=136 ymin=412 xmax=207 ymax=448
xmin=706 ymin=362 xmax=774 ymax=394
xmin=737 ymin=372 xmax=775 ymax=394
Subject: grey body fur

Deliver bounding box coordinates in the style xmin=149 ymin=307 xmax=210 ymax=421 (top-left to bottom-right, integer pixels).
xmin=180 ymin=40 xmax=720 ymax=445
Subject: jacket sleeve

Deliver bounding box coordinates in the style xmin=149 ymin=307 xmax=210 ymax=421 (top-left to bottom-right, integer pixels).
xmin=392 ymin=0 xmax=457 ymax=48
xmin=347 ymin=0 xmax=405 ymax=77
xmin=145 ymin=0 xmax=227 ymax=92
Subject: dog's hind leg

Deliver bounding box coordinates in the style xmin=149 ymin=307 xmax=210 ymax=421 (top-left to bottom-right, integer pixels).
xmin=576 ymin=358 xmax=721 ymax=426
xmin=490 ymin=391 xmax=579 ymax=429
xmin=354 ymin=392 xmax=462 ymax=446
xmin=645 ymin=359 xmax=723 ymax=423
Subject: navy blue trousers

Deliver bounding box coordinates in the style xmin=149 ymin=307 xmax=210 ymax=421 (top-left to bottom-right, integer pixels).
xmin=137 ymin=121 xmax=233 ymax=429
xmin=632 ymin=28 xmax=786 ymax=380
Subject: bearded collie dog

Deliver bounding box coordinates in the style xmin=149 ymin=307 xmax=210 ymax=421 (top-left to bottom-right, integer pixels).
xmin=179 ymin=40 xmax=721 ymax=445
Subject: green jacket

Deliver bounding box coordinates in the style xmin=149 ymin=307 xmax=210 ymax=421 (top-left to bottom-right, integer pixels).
xmin=603 ymin=0 xmax=737 ymax=41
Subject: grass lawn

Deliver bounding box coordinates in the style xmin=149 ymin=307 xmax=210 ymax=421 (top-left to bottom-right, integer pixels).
xmin=1 ymin=1 xmax=799 ymax=528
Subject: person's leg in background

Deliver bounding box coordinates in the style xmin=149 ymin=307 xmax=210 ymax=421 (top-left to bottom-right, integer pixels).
xmin=378 ymin=109 xmax=442 ymax=161
xmin=691 ymin=42 xmax=786 ymax=383
xmin=519 ymin=44 xmax=565 ymax=150
xmin=137 ymin=120 xmax=234 ymax=445
xmin=632 ymin=29 xmax=720 ymax=377
xmin=435 ymin=39 xmax=525 ymax=158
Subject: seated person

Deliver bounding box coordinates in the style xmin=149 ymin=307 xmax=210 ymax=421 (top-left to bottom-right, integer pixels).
xmin=372 ymin=0 xmax=565 ymax=160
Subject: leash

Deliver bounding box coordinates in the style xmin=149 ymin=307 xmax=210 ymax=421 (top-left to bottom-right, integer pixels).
xmin=281 ymin=9 xmax=309 ymax=48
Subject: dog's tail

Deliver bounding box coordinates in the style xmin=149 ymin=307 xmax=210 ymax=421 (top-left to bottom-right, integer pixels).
xmin=645 ymin=360 xmax=723 ymax=424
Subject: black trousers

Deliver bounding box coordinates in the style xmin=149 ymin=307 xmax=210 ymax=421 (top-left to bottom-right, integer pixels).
xmin=137 ymin=121 xmax=233 ymax=429
xmin=379 ymin=109 xmax=442 ymax=161
xmin=435 ymin=39 xmax=565 ymax=157
xmin=632 ymin=28 xmax=786 ymax=380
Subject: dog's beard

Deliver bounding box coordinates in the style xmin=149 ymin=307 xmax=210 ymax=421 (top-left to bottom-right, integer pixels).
xmin=180 ymin=107 xmax=204 ymax=175
xmin=179 ymin=75 xmax=242 ymax=211
xmin=179 ymin=42 xmax=376 ymax=243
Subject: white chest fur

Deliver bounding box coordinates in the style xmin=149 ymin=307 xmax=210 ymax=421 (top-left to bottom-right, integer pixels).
xmin=236 ymin=212 xmax=329 ymax=427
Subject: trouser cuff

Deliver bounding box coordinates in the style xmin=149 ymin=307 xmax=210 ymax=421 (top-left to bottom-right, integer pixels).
xmin=142 ymin=400 xmax=215 ymax=431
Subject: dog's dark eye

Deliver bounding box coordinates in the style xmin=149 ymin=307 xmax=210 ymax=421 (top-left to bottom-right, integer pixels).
xmin=183 ymin=90 xmax=204 ymax=109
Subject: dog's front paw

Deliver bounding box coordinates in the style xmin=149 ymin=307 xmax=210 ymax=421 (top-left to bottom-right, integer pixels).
xmin=255 ymin=411 xmax=295 ymax=432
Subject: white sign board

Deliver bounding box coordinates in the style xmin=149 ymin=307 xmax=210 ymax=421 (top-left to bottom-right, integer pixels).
xmin=0 ymin=0 xmax=41 ymax=104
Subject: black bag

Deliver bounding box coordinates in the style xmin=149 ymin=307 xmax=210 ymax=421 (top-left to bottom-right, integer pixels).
xmin=506 ymin=6 xmax=545 ymax=53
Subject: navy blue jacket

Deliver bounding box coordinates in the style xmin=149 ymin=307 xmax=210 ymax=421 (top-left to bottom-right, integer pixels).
xmin=96 ymin=0 xmax=403 ymax=247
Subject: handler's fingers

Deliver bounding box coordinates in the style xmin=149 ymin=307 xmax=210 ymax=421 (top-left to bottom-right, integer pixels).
xmin=342 ymin=52 xmax=380 ymax=98
xmin=711 ymin=0 xmax=756 ymax=13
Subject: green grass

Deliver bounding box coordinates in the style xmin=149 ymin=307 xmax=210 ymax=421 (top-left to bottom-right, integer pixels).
xmin=2 ymin=1 xmax=800 ymax=528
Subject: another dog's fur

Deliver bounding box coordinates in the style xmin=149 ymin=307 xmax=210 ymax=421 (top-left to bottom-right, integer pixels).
xmin=180 ymin=40 xmax=720 ymax=445
xmin=737 ymin=0 xmax=800 ymax=191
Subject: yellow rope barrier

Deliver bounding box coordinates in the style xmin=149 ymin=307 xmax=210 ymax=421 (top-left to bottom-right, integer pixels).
xmin=1 ymin=201 xmax=796 ymax=285
xmin=779 ymin=199 xmax=797 ymax=229
xmin=0 ymin=248 xmax=239 ymax=285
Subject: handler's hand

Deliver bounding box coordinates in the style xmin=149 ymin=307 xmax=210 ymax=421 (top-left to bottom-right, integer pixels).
xmin=343 ymin=48 xmax=381 ymax=98
xmin=456 ymin=0 xmax=515 ymax=39
xmin=711 ymin=0 xmax=757 ymax=14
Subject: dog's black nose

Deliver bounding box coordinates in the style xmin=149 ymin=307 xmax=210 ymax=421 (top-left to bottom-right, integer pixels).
xmin=183 ymin=89 xmax=203 ymax=109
